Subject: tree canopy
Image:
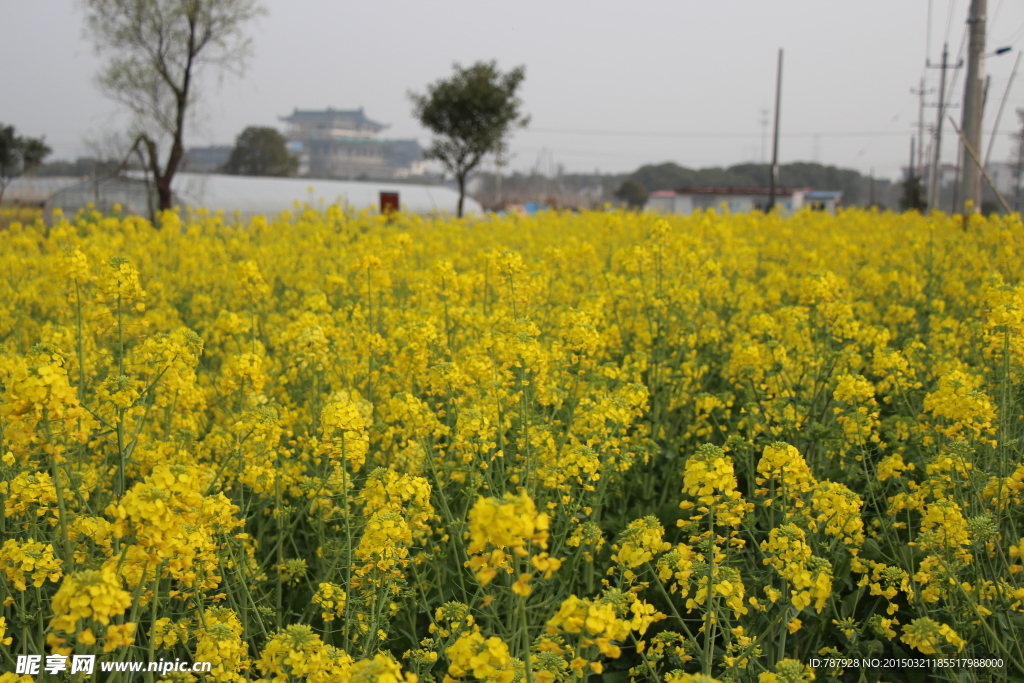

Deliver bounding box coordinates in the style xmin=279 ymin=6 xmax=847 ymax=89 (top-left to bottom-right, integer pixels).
xmin=410 ymin=61 xmax=529 ymax=217
xmin=0 ymin=123 xmax=52 ymax=203
xmin=84 ymin=0 xmax=265 ymax=213
xmin=222 ymin=127 xmax=298 ymax=177
xmin=615 ymin=178 xmax=649 ymax=209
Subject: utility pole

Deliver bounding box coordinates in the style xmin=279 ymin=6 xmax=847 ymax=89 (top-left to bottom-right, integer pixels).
xmin=759 ymin=108 xmax=770 ymax=164
xmin=911 ymin=77 xmax=933 ymax=175
xmin=960 ymin=0 xmax=986 ymax=213
xmin=927 ymin=43 xmax=964 ymax=211
xmin=951 ymin=143 xmax=964 ymax=212
xmin=910 ymin=138 xmax=916 ymax=181
xmin=954 ymin=74 xmax=991 ymax=211
xmin=767 ymin=48 xmax=783 ymax=212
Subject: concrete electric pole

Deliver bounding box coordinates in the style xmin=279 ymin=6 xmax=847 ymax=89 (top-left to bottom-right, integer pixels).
xmin=767 ymin=48 xmax=783 ymax=212
xmin=759 ymin=108 xmax=769 ymax=164
xmin=927 ymin=44 xmax=963 ymax=212
xmin=960 ymin=0 xmax=986 ymax=213
xmin=911 ymin=78 xmax=933 ymax=176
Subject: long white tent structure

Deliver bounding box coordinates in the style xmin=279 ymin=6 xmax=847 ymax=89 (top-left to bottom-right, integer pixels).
xmin=45 ymin=173 xmax=482 ymax=217
xmin=172 ymin=174 xmax=482 ymax=216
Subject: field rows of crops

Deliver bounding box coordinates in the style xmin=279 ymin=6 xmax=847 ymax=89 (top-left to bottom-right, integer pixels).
xmin=2 ymin=205 xmax=1024 ymax=682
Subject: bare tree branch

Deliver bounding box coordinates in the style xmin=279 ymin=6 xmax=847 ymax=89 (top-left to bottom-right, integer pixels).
xmin=84 ymin=0 xmax=265 ymax=214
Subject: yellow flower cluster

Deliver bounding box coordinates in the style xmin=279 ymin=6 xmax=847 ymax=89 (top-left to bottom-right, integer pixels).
xmin=445 ymin=631 xmax=517 ymax=683
xmin=761 ymin=525 xmax=832 ymax=613
xmin=312 ymin=582 xmax=347 ymax=622
xmin=0 ymin=538 xmax=61 ymax=590
xmin=48 ymin=565 xmax=133 ymax=652
xmin=679 ymin=444 xmax=752 ymax=529
xmin=195 ymin=607 xmax=251 ymax=682
xmin=613 ymin=516 xmax=672 ymax=569
xmin=320 ymin=396 xmax=370 ymax=471
xmin=0 ymin=357 xmax=89 ymax=458
xmin=547 ymin=591 xmax=663 ymax=660
xmin=900 ymin=617 xmax=966 ymax=655
xmin=466 ymin=492 xmax=555 ymax=587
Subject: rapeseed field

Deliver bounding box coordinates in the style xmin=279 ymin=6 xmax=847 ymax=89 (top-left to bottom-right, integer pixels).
xmin=1 ymin=204 xmax=1023 ymax=682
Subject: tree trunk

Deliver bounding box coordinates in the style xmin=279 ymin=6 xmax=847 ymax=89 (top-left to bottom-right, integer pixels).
xmin=457 ymin=173 xmax=465 ymax=218
xmin=156 ymin=176 xmax=174 ymax=213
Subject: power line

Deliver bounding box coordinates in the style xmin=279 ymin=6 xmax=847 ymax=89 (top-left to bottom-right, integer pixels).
xmin=997 ymin=20 xmax=1024 ymax=47
xmin=927 ymin=0 xmax=934 ymax=63
xmin=944 ymin=0 xmax=957 ymax=47
xmin=991 ymin=0 xmax=1005 ymax=29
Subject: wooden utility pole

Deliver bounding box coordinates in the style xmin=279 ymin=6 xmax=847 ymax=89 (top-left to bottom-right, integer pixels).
xmin=767 ymin=48 xmax=783 ymax=211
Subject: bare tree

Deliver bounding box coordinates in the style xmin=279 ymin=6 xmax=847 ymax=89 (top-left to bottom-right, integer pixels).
xmin=83 ymin=0 xmax=265 ymax=213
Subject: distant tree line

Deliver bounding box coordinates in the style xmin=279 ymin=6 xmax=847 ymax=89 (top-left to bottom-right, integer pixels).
xmin=35 ymin=157 xmax=122 ymax=178
xmin=626 ymin=161 xmax=866 ymax=206
xmin=468 ymin=161 xmax=895 ymax=211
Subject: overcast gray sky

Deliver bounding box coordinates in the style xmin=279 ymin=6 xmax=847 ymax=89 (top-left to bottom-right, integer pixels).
xmin=4 ymin=0 xmax=1024 ymax=180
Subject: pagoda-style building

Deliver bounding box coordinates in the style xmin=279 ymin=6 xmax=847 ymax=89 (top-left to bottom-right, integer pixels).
xmin=280 ymin=107 xmax=423 ymax=180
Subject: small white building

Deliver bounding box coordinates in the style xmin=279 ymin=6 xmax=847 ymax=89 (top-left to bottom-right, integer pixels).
xmin=646 ymin=187 xmax=810 ymax=215
xmin=804 ymin=190 xmax=843 ymax=213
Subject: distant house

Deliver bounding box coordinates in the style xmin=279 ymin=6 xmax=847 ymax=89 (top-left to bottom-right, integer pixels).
xmin=280 ymin=107 xmax=425 ymax=180
xmin=646 ymin=187 xmax=810 ymax=215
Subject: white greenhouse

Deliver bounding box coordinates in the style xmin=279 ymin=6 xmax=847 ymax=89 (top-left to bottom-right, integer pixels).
xmin=45 ymin=173 xmax=482 ymax=217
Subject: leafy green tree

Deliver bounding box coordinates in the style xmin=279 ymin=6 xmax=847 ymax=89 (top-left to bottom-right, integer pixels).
xmin=410 ymin=61 xmax=529 ymax=217
xmin=615 ymin=178 xmax=649 ymax=209
xmin=83 ymin=0 xmax=265 ymax=213
xmin=0 ymin=124 xmax=52 ymax=203
xmin=222 ymin=127 xmax=298 ymax=176
xmin=900 ymin=175 xmax=925 ymax=211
